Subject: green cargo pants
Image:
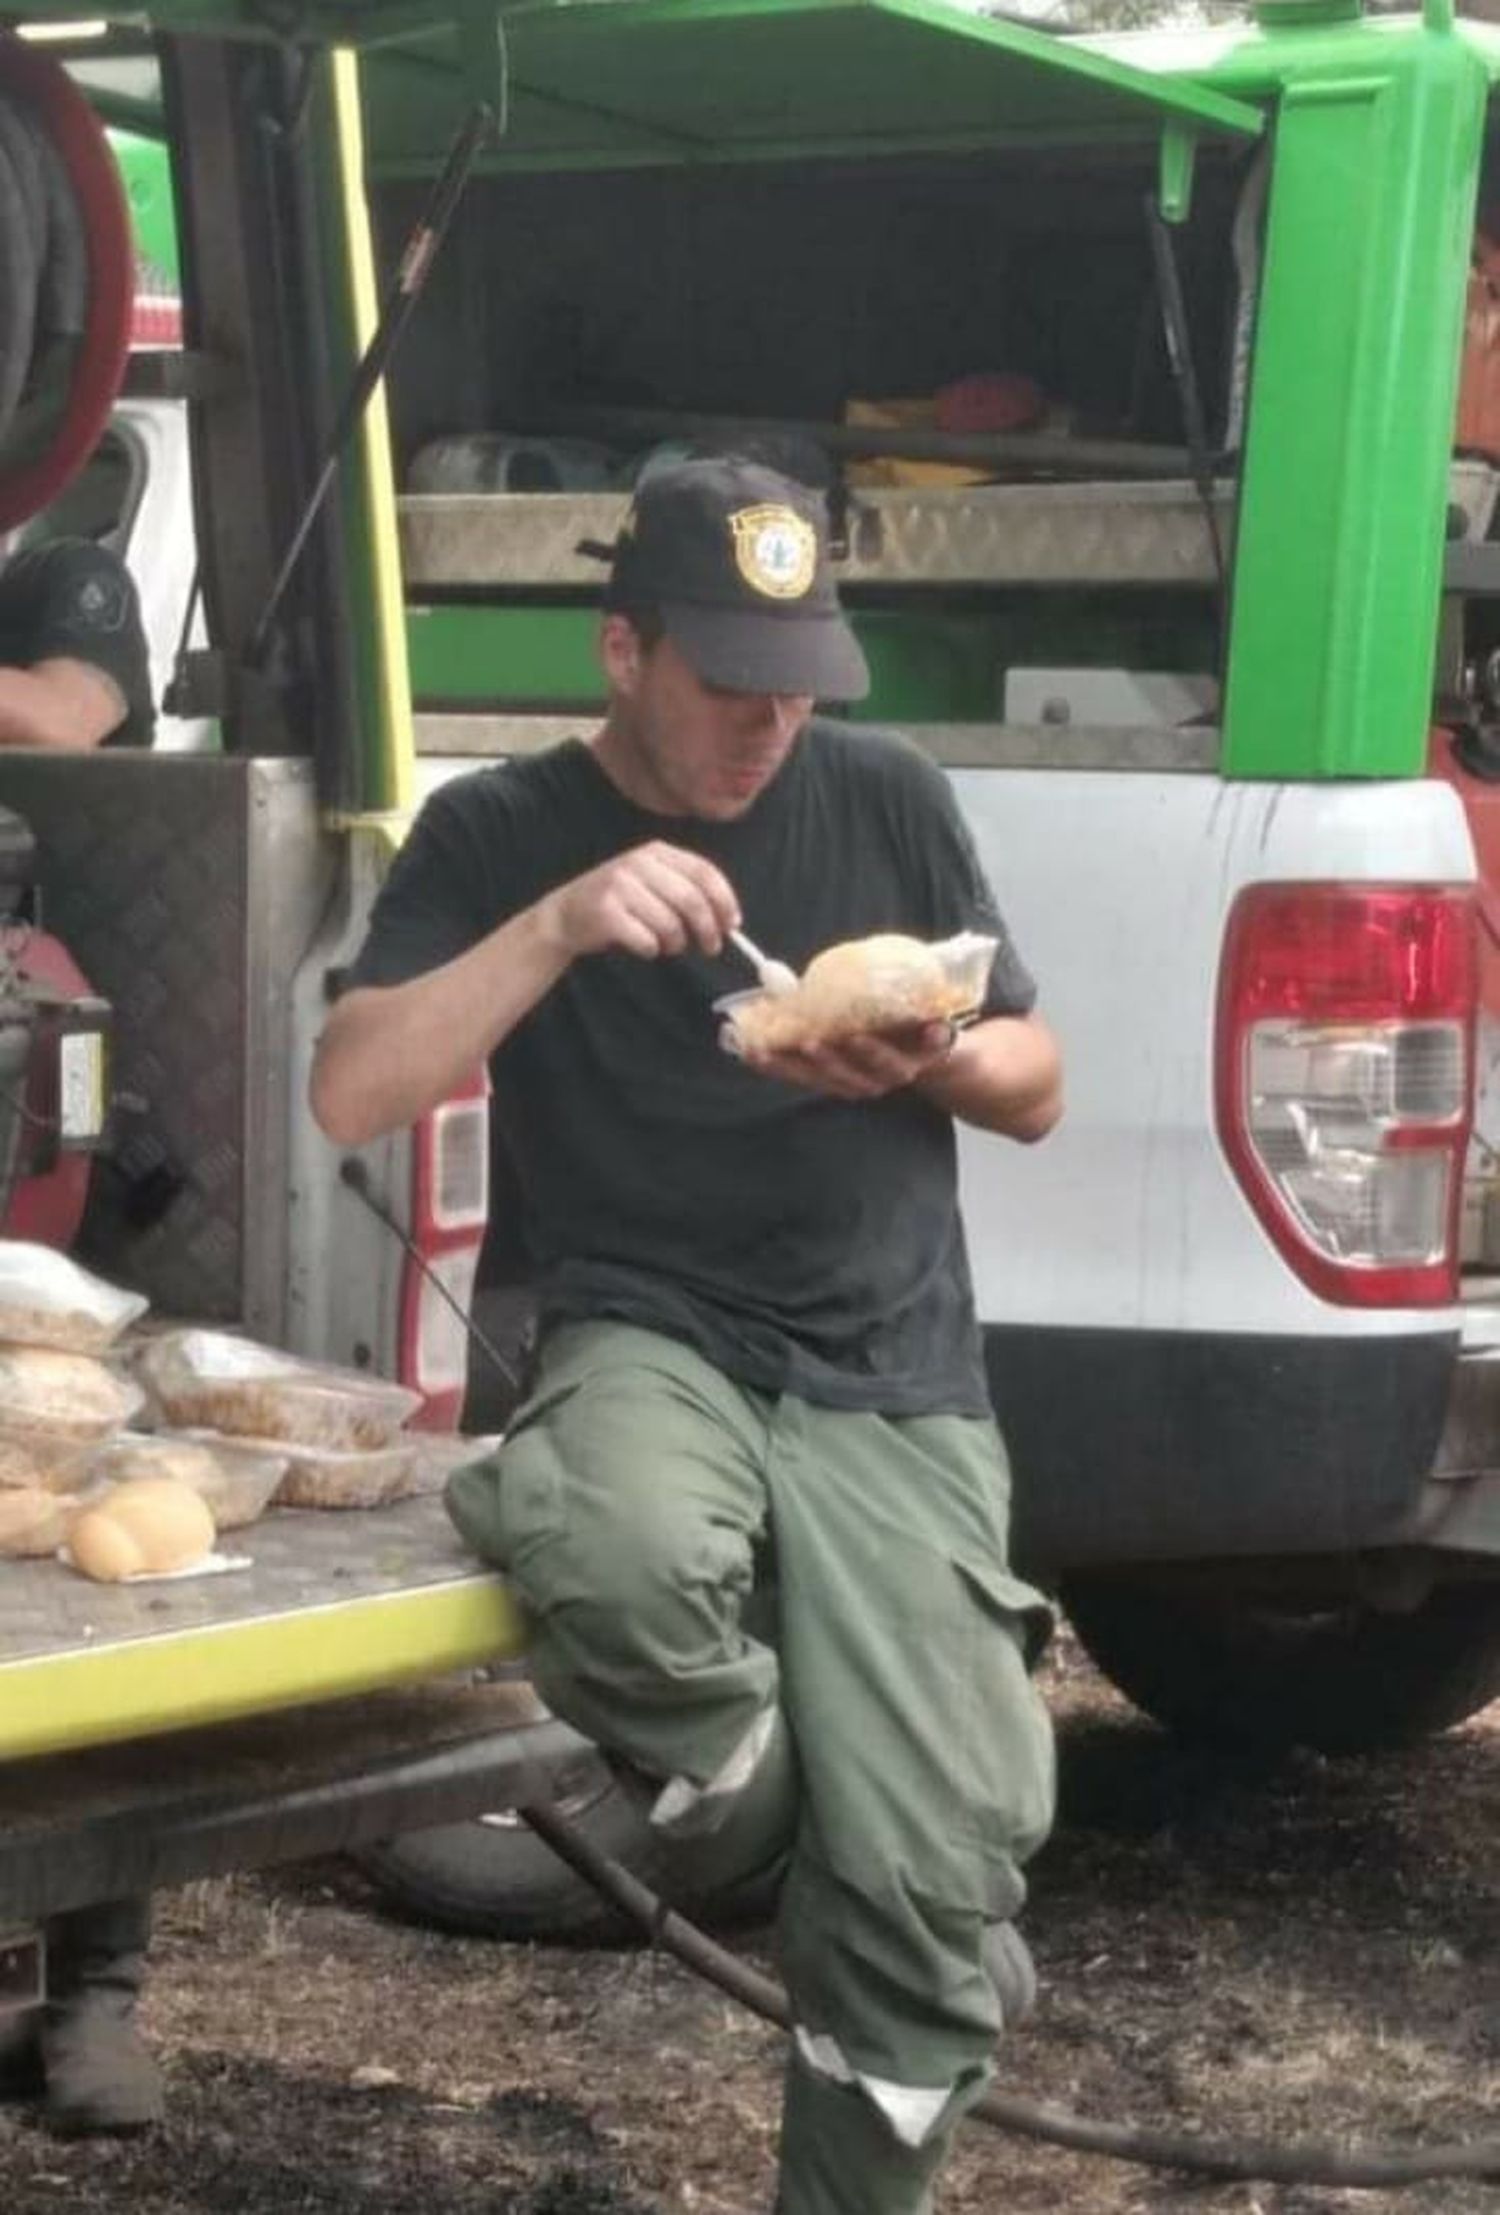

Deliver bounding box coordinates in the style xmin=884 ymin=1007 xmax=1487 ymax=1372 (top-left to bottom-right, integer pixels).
xmin=448 ymin=1320 xmax=1055 ymax=2215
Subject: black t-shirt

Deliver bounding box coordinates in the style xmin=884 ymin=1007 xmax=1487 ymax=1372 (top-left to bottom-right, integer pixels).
xmin=351 ymin=722 xmax=1037 ymax=1416
xmin=0 ymin=540 xmax=154 ymax=747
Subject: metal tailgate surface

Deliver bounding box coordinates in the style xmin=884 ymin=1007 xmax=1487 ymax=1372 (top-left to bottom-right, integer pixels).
xmin=0 ymin=1498 xmax=524 ymax=1761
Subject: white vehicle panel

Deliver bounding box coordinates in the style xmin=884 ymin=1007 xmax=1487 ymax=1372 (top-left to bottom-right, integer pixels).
xmin=952 ymin=768 xmax=1477 ymax=1340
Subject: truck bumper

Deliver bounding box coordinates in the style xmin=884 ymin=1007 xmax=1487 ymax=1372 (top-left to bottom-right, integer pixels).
xmin=986 ymin=1322 xmax=1460 ymax=1573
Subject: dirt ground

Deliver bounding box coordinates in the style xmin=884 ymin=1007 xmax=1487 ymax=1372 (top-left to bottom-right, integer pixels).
xmin=3 ymin=1631 xmax=1496 ymax=2215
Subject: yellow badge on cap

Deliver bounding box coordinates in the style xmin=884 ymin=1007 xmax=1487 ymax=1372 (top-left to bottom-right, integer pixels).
xmin=729 ymin=505 xmax=817 ymax=600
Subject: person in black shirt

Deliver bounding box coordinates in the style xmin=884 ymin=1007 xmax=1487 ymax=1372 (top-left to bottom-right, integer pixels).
xmin=312 ymin=456 xmax=1061 ymax=2215
xmin=0 ymin=533 xmax=160 ymax=2137
xmin=0 ymin=536 xmax=153 ymax=750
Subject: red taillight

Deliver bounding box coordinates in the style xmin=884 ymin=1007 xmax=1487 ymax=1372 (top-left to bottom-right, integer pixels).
xmin=1215 ymin=884 xmax=1478 ymax=1306
xmin=398 ymin=1070 xmax=489 ymax=1429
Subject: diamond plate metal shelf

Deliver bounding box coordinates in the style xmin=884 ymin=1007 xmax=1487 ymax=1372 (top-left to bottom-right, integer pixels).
xmin=399 ymin=481 xmax=1233 ymax=592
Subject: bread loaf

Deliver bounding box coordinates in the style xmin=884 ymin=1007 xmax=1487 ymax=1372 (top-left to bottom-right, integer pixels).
xmin=730 ymin=933 xmax=964 ymax=1055
xmin=0 ymin=1487 xmax=76 ymax=1557
xmin=68 ymin=1477 xmax=216 ymax=1582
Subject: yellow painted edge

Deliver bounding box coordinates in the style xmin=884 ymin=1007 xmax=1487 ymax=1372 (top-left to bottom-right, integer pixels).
xmin=332 ymin=43 xmax=415 ymax=822
xmin=321 ymin=809 xmax=410 ymax=850
xmin=0 ymin=1576 xmax=528 ymax=1763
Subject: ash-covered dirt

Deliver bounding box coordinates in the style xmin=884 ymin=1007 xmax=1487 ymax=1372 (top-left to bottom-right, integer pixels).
xmin=3 ymin=1631 xmax=1495 ymax=2214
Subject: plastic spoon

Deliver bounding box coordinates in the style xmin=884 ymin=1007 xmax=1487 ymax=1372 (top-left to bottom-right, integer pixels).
xmin=728 ymin=928 xmax=798 ymax=997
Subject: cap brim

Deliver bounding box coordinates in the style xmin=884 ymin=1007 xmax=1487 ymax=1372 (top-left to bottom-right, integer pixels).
xmin=664 ymin=601 xmax=870 ymax=703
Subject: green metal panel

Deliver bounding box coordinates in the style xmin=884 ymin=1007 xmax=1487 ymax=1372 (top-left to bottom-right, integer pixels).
xmin=357 ymin=0 xmax=1263 ymax=177
xmin=406 ymin=597 xmax=1218 ymax=722
xmin=406 ymin=605 xmax=1020 ymax=721
xmin=406 ymin=604 xmax=602 ymax=705
xmin=35 ymin=3 xmax=1264 ymax=166
xmin=1220 ymin=23 xmax=1487 ymax=778
xmin=109 ymin=128 xmax=178 ymax=286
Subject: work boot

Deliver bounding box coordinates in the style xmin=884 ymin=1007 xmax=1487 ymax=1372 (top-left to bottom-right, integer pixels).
xmin=609 ymin=1706 xmax=798 ymax=1907
xmin=41 ymin=1897 xmax=163 ymax=2136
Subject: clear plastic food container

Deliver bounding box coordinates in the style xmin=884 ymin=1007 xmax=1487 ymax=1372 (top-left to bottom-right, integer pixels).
xmin=92 ymin=1430 xmax=289 ymax=1531
xmin=0 ymin=1430 xmax=102 ymax=1493
xmin=0 ymin=1346 xmax=144 ymax=1447
xmin=717 ymin=930 xmax=997 ymax=1057
xmin=268 ymin=1437 xmax=420 ymax=1510
xmin=134 ymin=1330 xmax=422 ymax=1452
xmin=0 ymin=1242 xmax=148 ymax=1354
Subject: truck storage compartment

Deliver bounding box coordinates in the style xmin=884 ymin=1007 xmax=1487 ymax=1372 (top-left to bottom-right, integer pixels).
xmin=376 ymin=127 xmax=1255 ymax=753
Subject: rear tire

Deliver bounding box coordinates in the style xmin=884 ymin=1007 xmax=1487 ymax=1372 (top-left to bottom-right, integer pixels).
xmin=358 ymin=1752 xmax=783 ymax=1945
xmin=1062 ymin=1572 xmax=1500 ymax=1755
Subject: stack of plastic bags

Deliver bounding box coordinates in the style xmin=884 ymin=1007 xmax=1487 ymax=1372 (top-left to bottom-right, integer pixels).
xmin=0 ymin=1243 xmax=470 ymax=1578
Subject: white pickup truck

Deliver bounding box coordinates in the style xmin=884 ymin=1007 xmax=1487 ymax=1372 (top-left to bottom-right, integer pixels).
xmin=12 ymin=0 xmax=1500 ymax=1950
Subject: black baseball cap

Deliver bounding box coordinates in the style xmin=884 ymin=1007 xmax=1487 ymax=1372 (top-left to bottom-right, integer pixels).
xmin=596 ymin=455 xmax=870 ymax=702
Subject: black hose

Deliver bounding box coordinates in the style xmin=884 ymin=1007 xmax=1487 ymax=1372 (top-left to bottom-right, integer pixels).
xmin=519 ymin=1798 xmax=1500 ymax=2190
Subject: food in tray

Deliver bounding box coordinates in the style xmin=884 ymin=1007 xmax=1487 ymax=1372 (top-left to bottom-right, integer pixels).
xmin=0 ymin=1242 xmax=148 ymax=1354
xmin=0 ymin=1486 xmax=78 ymax=1557
xmin=92 ymin=1431 xmax=287 ymax=1531
xmin=0 ymin=1430 xmax=100 ymax=1493
xmin=0 ymin=1434 xmax=98 ymax=1492
xmin=134 ymin=1329 xmax=421 ymax=1452
xmin=0 ymin=1345 xmax=144 ymax=1447
xmin=267 ymin=1436 xmax=419 ymax=1510
xmin=68 ymin=1476 xmax=217 ymax=1583
xmin=719 ymin=930 xmax=995 ymax=1057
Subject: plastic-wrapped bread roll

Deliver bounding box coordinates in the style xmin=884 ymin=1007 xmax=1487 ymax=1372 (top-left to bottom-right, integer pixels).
xmin=68 ymin=1477 xmax=216 ymax=1582
xmin=728 ymin=932 xmax=990 ymax=1057
xmin=0 ymin=1487 xmax=77 ymax=1557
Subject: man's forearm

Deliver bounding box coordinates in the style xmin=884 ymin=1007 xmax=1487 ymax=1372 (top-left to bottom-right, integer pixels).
xmin=916 ymin=1013 xmax=1063 ymax=1141
xmin=311 ymin=903 xmax=571 ymax=1147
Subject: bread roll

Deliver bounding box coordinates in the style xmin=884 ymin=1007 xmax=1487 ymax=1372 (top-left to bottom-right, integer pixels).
xmin=95 ymin=1432 xmax=285 ymax=1529
xmin=731 ymin=933 xmax=962 ymax=1055
xmin=69 ymin=1477 xmax=216 ymax=1583
xmin=0 ymin=1487 xmax=75 ymax=1557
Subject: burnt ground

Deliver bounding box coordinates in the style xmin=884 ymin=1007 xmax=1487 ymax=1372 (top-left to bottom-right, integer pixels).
xmin=2 ymin=1631 xmax=1496 ymax=2215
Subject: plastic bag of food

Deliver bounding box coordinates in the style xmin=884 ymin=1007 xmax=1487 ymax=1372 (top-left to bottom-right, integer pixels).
xmin=717 ymin=931 xmax=997 ymax=1058
xmin=0 ymin=1345 xmax=144 ymax=1451
xmin=0 ymin=1242 xmax=148 ymax=1353
xmin=91 ymin=1431 xmax=288 ymax=1531
xmin=0 ymin=1486 xmax=80 ymax=1556
xmin=269 ymin=1436 xmax=419 ymax=1510
xmin=134 ymin=1330 xmax=421 ymax=1451
xmin=0 ymin=1430 xmax=101 ymax=1493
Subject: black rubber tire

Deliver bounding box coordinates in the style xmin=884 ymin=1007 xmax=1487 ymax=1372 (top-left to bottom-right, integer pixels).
xmin=1062 ymin=1572 xmax=1500 ymax=1755
xmin=357 ymin=1754 xmax=783 ymax=1946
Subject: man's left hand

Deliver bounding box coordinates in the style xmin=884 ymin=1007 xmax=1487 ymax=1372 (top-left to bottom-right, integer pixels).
xmin=740 ymin=1019 xmax=956 ymax=1100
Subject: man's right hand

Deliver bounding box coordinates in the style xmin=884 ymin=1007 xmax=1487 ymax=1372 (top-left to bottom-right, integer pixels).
xmin=538 ymin=842 xmax=741 ymax=963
